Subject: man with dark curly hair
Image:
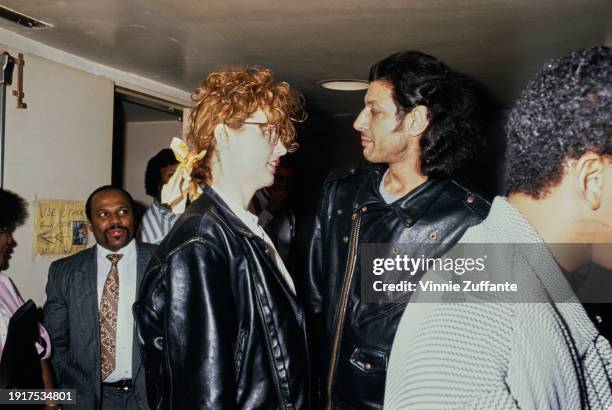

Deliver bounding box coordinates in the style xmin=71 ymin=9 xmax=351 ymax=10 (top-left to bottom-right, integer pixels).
xmin=385 ymin=46 xmax=612 ymax=409
xmin=139 ymin=149 xmax=178 ymax=244
xmin=306 ymin=51 xmax=491 ymax=409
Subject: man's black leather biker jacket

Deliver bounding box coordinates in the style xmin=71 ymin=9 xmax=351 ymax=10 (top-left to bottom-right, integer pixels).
xmin=306 ymin=164 xmax=490 ymax=409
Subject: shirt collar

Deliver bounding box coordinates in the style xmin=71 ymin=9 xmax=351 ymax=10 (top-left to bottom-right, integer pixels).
xmin=192 ymin=186 xmax=255 ymax=237
xmin=211 ymin=185 xmax=260 ymax=226
xmin=353 ymin=165 xmax=451 ymax=227
xmin=96 ymin=238 xmax=136 ymax=259
xmin=153 ymin=199 xmax=177 ymax=218
xmin=484 ymin=197 xmax=545 ymax=243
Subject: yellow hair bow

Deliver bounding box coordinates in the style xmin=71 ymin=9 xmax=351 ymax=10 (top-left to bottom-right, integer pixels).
xmin=160 ymin=137 xmax=207 ymax=214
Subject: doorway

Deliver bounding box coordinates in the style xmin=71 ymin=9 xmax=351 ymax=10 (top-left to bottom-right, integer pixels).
xmin=112 ymin=88 xmax=184 ymax=216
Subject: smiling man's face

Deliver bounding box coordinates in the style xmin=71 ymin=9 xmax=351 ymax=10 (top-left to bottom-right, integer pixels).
xmin=88 ymin=189 xmax=135 ymax=252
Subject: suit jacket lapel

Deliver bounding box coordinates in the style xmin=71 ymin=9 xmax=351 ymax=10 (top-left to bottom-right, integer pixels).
xmin=74 ymin=246 xmax=102 ymax=392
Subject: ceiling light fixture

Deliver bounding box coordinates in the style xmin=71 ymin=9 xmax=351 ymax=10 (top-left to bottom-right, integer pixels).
xmin=318 ymin=79 xmax=368 ymax=91
xmin=0 ymin=5 xmax=52 ymax=28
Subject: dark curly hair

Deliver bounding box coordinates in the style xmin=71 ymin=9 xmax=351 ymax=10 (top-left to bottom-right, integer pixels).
xmin=505 ymin=46 xmax=612 ymax=198
xmin=145 ymin=148 xmax=178 ymax=200
xmin=0 ymin=188 xmax=28 ymax=231
xmin=187 ymin=66 xmax=306 ymax=185
xmin=369 ymin=51 xmax=483 ymax=177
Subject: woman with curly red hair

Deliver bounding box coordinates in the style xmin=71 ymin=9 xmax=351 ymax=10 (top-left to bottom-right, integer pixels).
xmin=134 ymin=67 xmax=310 ymax=409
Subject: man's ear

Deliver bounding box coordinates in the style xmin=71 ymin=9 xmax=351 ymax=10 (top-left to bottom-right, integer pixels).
xmin=405 ymin=105 xmax=429 ymax=137
xmin=574 ymin=152 xmax=606 ymax=210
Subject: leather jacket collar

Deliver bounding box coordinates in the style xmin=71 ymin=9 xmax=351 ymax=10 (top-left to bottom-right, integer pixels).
xmin=352 ymin=165 xmax=452 ymax=227
xmin=199 ymin=185 xmax=256 ymax=237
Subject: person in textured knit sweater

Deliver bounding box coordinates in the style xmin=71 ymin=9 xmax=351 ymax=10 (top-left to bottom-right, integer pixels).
xmin=385 ymin=46 xmax=612 ymax=409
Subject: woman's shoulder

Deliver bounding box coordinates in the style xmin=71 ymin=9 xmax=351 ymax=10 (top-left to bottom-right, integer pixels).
xmin=0 ymin=271 xmax=9 ymax=283
xmin=0 ymin=272 xmax=16 ymax=292
xmin=0 ymin=272 xmax=23 ymax=313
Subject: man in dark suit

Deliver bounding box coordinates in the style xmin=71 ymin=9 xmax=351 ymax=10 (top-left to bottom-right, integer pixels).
xmin=43 ymin=186 xmax=155 ymax=410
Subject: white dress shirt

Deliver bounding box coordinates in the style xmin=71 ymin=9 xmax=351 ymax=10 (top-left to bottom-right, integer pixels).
xmin=212 ymin=185 xmax=296 ymax=294
xmin=96 ymin=239 xmax=137 ymax=382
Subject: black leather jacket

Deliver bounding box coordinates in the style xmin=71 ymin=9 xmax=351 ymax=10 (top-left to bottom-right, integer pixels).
xmin=134 ymin=186 xmax=310 ymax=409
xmin=306 ymin=164 xmax=490 ymax=409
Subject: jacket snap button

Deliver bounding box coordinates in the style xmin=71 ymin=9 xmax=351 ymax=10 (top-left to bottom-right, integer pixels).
xmin=336 ymin=209 xmax=343 ymax=215
xmin=364 ymin=362 xmax=372 ymax=370
xmin=466 ymin=195 xmax=475 ymax=204
xmin=429 ymin=231 xmax=437 ymax=241
xmin=405 ymin=217 xmax=413 ymax=225
xmin=342 ymin=235 xmax=349 ymax=243
xmin=362 ymin=206 xmax=368 ymax=213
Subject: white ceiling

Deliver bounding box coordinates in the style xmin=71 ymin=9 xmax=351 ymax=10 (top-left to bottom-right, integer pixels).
xmin=0 ymin=0 xmax=610 ymax=115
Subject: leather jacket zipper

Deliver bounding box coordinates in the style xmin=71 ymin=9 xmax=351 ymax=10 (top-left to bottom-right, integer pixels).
xmin=326 ymin=211 xmax=362 ymax=409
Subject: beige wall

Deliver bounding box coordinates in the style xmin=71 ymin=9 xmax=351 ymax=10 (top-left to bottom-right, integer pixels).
xmin=122 ymin=120 xmax=182 ymax=206
xmin=2 ymin=44 xmax=114 ymax=306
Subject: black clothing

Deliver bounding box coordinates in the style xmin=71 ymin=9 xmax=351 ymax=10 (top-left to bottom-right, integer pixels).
xmin=306 ymin=164 xmax=490 ymax=409
xmin=583 ymin=304 xmax=612 ymax=342
xmin=134 ymin=186 xmax=310 ymax=409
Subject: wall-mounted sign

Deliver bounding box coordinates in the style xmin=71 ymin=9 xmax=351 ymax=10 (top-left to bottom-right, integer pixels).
xmin=34 ymin=199 xmax=88 ymax=255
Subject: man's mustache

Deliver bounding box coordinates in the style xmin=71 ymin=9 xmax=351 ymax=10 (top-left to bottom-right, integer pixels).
xmin=105 ymin=225 xmax=128 ymax=233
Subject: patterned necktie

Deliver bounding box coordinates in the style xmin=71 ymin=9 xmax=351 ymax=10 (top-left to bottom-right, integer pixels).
xmin=100 ymin=253 xmax=123 ymax=379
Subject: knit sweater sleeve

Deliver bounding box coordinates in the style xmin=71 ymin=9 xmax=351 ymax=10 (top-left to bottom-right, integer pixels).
xmin=385 ymin=287 xmax=518 ymax=409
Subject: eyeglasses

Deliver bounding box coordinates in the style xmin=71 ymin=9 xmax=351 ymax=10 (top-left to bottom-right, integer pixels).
xmin=243 ymin=121 xmax=280 ymax=145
